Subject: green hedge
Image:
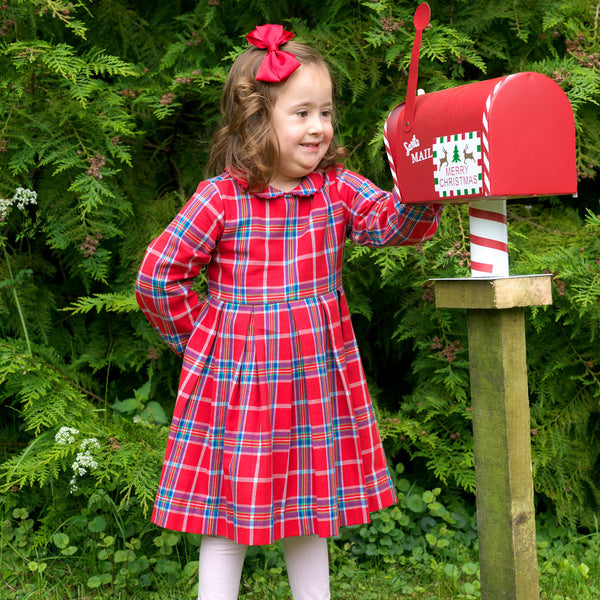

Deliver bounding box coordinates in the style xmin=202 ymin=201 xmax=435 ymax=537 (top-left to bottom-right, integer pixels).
xmin=0 ymin=0 xmax=599 ymax=535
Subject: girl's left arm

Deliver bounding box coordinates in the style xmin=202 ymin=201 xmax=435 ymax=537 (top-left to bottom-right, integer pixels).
xmin=337 ymin=168 xmax=443 ymax=247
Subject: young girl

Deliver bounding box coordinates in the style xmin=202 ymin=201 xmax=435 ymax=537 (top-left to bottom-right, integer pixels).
xmin=136 ymin=24 xmax=442 ymax=600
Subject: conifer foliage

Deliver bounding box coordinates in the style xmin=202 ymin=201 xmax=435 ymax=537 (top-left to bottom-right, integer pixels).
xmin=0 ymin=0 xmax=599 ymax=540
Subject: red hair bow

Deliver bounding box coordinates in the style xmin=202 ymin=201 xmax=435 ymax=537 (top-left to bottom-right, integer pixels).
xmin=246 ymin=24 xmax=301 ymax=82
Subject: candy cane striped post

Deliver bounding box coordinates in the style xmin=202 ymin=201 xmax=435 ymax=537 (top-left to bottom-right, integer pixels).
xmin=469 ymin=198 xmax=509 ymax=277
xmin=468 ymin=76 xmax=511 ymax=278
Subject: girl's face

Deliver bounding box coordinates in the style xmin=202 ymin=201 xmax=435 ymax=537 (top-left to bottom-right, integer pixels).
xmin=269 ymin=64 xmax=334 ymax=192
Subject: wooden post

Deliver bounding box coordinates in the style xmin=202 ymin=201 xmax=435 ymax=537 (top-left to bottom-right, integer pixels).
xmin=434 ymin=274 xmax=552 ymax=600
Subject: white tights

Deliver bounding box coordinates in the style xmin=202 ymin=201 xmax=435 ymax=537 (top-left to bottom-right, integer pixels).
xmin=197 ymin=534 xmax=330 ymax=600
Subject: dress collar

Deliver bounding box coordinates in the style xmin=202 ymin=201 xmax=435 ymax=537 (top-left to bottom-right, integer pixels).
xmin=226 ymin=169 xmax=326 ymax=198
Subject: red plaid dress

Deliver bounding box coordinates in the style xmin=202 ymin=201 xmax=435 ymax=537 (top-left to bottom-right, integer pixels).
xmin=136 ymin=165 xmax=442 ymax=545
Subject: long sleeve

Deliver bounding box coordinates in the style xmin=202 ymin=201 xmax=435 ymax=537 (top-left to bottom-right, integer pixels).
xmin=336 ymin=168 xmax=442 ymax=247
xmin=135 ymin=181 xmax=225 ymax=356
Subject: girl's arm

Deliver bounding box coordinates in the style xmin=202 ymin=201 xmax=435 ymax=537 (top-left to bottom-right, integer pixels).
xmin=336 ymin=167 xmax=442 ymax=247
xmin=135 ymin=181 xmax=224 ymax=357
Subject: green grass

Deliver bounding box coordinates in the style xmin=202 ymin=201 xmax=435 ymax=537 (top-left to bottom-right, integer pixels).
xmin=2 ymin=534 xmax=599 ymax=600
xmin=2 ymin=483 xmax=598 ymax=600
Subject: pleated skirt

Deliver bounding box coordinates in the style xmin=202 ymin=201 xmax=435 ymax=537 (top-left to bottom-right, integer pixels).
xmin=151 ymin=289 xmax=396 ymax=545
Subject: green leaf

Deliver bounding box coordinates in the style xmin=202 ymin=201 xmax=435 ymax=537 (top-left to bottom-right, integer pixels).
xmin=578 ymin=563 xmax=590 ymax=578
xmin=422 ymin=490 xmax=435 ymax=504
xmin=112 ymin=397 xmax=140 ymax=414
xmin=462 ymin=561 xmax=479 ymax=575
xmin=12 ymin=508 xmax=29 ymax=520
xmin=141 ymin=401 xmax=168 ymax=425
xmin=444 ymin=563 xmax=460 ymax=579
xmin=88 ymin=516 xmax=107 ymax=533
xmin=405 ymin=494 xmax=426 ymax=513
xmin=53 ymin=532 xmax=70 ymax=549
xmin=87 ymin=575 xmax=102 ymax=589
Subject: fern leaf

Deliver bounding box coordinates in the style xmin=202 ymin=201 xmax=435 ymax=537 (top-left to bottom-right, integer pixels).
xmin=64 ymin=291 xmax=139 ymax=315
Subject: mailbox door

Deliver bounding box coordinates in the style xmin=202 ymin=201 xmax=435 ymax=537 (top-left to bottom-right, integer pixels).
xmin=487 ymin=72 xmax=576 ymax=198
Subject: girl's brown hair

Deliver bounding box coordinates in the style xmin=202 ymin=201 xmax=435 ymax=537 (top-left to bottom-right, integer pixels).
xmin=206 ymin=40 xmax=347 ymax=192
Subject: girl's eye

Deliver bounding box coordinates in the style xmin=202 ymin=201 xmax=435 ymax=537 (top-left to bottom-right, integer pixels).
xmin=297 ymin=110 xmax=308 ymax=118
xmin=322 ymin=110 xmax=332 ymax=118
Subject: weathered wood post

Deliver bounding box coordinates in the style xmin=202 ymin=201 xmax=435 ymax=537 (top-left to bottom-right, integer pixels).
xmin=383 ymin=4 xmax=578 ymax=599
xmin=435 ymin=275 xmax=551 ymax=599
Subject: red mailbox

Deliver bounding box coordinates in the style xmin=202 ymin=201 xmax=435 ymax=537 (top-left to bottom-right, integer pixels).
xmin=385 ymin=2 xmax=578 ymax=277
xmin=384 ymin=72 xmax=577 ymax=205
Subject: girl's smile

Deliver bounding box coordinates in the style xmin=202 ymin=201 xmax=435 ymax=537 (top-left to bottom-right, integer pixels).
xmin=269 ymin=64 xmax=334 ymax=192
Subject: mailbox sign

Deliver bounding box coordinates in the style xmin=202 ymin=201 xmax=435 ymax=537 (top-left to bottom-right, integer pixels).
xmin=433 ymin=131 xmax=483 ymax=198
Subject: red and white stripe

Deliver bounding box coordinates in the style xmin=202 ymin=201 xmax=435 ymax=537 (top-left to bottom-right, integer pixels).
xmin=469 ymin=199 xmax=508 ymax=276
xmin=469 ymin=79 xmax=510 ymax=277
xmin=383 ymin=117 xmax=401 ymax=198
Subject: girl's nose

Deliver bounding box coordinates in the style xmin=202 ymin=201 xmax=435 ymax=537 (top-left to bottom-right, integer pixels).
xmin=307 ymin=115 xmax=324 ymax=134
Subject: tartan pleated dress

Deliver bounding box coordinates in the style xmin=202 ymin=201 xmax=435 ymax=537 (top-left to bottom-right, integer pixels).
xmin=135 ymin=165 xmax=442 ymax=545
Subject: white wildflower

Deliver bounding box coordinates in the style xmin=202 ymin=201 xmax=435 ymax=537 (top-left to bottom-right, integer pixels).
xmin=55 ymin=426 xmax=80 ymax=445
xmin=0 ymin=188 xmax=37 ymax=221
xmin=0 ymin=198 xmax=12 ymax=221
xmin=0 ymin=187 xmax=37 ymax=222
xmin=58 ymin=431 xmax=101 ymax=493
xmin=13 ymin=187 xmax=38 ymax=211
xmin=71 ymin=450 xmax=98 ymax=477
xmin=80 ymin=437 xmax=100 ymax=451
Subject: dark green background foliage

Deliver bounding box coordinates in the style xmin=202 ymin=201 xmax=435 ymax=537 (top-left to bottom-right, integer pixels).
xmin=1 ymin=0 xmax=599 ymax=553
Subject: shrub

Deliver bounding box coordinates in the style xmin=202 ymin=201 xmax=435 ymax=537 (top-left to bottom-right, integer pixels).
xmin=0 ymin=0 xmax=598 ymax=552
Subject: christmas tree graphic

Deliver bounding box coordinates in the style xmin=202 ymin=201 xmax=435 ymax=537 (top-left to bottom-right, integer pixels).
xmin=452 ymin=144 xmax=461 ymax=163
